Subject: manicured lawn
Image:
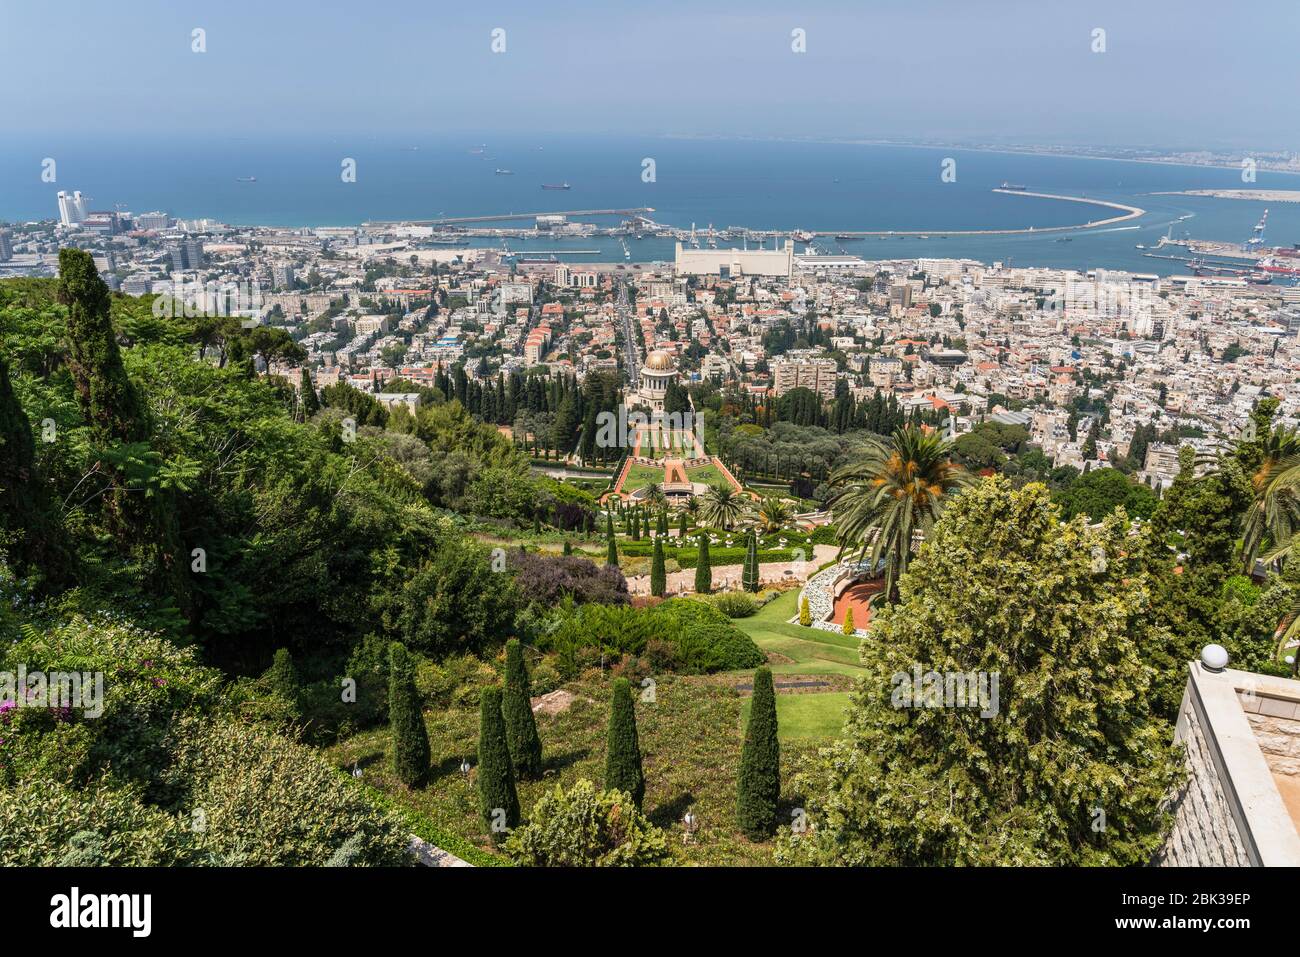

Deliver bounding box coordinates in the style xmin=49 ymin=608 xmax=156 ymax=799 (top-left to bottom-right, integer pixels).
xmin=733 ymin=589 xmax=867 ymax=678
xmin=741 ymin=691 xmax=852 ymax=743
xmin=621 ymin=462 xmax=665 ymax=491
xmin=325 ymin=676 xmax=820 ymax=866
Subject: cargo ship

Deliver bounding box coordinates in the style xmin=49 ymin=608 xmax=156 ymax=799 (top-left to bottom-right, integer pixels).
xmin=833 ymin=235 xmax=861 ymax=242
xmin=999 ymin=182 xmax=1028 ymax=191
xmin=494 ymin=169 xmax=513 ymax=175
xmin=541 ymin=182 xmax=571 ymax=190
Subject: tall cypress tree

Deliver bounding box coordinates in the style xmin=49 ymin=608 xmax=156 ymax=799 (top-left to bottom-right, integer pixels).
xmin=604 ymin=677 xmax=645 ymax=808
xmin=502 ymin=639 xmax=543 ymax=779
xmin=736 ymin=666 xmax=780 ymax=839
xmin=694 ymin=532 xmax=712 ymax=595
xmin=650 ymin=537 xmax=666 ymax=597
xmin=742 ymin=530 xmax=759 ymax=593
xmin=300 ymin=367 xmax=320 ymax=417
xmin=59 ymin=248 xmax=145 ymax=443
xmin=606 ymin=513 xmax=619 ymax=567
xmin=477 ymin=685 xmax=520 ymax=841
xmin=0 ymin=359 xmax=69 ymax=578
xmin=678 ymin=511 xmax=688 ymax=538
xmin=388 ymin=642 xmax=430 ymax=788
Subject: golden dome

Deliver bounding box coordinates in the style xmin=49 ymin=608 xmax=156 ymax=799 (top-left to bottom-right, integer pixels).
xmin=645 ymin=350 xmax=675 ymax=371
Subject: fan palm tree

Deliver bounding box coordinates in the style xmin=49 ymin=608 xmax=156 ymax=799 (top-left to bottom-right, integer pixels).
xmin=748 ymin=496 xmax=793 ymax=534
xmin=826 ymin=426 xmax=973 ymax=602
xmin=700 ymin=484 xmax=744 ymax=531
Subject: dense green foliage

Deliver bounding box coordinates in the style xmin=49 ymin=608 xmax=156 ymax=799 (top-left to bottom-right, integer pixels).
xmin=650 ymin=537 xmax=666 ymax=597
xmin=694 ymin=533 xmax=712 ymax=594
xmin=778 ymin=479 xmax=1182 ymax=865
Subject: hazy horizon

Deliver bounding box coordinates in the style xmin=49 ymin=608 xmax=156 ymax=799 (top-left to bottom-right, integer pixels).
xmin=4 ymin=0 xmax=1297 ymax=150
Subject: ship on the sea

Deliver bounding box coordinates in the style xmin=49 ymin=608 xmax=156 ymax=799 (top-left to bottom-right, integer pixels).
xmin=999 ymin=181 xmax=1028 ymax=190
xmin=494 ymin=169 xmax=513 ymax=175
xmin=541 ymin=182 xmax=571 ymax=190
xmin=833 ymin=235 xmax=861 ymax=242
xmin=236 ymin=176 xmax=257 ymax=183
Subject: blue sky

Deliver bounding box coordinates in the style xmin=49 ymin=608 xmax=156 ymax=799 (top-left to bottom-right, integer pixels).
xmin=3 ymin=0 xmax=1296 ymax=148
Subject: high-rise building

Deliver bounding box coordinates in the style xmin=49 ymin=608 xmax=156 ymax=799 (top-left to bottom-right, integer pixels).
xmin=167 ymin=240 xmax=205 ymax=273
xmin=272 ymin=264 xmax=295 ymax=290
xmin=772 ymin=357 xmax=839 ymax=399
xmin=0 ymin=229 xmax=12 ymax=262
xmin=56 ymin=190 xmax=88 ymax=226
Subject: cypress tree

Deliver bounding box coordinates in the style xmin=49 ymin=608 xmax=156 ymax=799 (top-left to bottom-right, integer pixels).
xmin=736 ymin=666 xmax=780 ymax=839
xmin=300 ymin=367 xmax=319 ymax=417
xmin=631 ymin=508 xmax=641 ymax=541
xmin=842 ymin=607 xmax=855 ymax=635
xmin=694 ymin=532 xmax=712 ymax=595
xmin=678 ymin=511 xmax=688 ymax=538
xmin=605 ymin=677 xmax=645 ymax=808
xmin=388 ymin=642 xmax=430 ymax=788
xmin=657 ymin=510 xmax=668 ymax=537
xmin=0 ymin=358 xmax=69 ymax=577
xmin=477 ymin=685 xmax=520 ymax=841
xmin=799 ymin=593 xmax=811 ymax=626
xmin=742 ymin=530 xmax=759 ymax=593
xmin=606 ymin=514 xmax=619 ymax=567
xmin=59 ymin=248 xmax=145 ymax=443
xmin=642 ymin=511 xmax=651 ymax=539
xmin=650 ymin=537 xmax=666 ymax=597
xmin=562 ymin=539 xmax=572 ymax=556
xmin=502 ymin=639 xmax=544 ymax=779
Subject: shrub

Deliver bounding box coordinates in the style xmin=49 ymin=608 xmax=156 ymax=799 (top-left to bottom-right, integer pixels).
xmin=503 ymin=640 xmax=543 ymax=780
xmin=166 ymin=717 xmax=411 ymax=865
xmin=799 ymin=594 xmax=812 ymax=626
xmin=529 ymin=657 xmax=563 ymax=696
xmin=655 ymin=598 xmax=765 ymax=672
xmin=508 ymin=550 xmax=629 ymax=607
xmin=842 ymin=607 xmax=855 ymax=635
xmin=477 ymin=686 xmax=520 ymax=842
xmin=0 ymin=777 xmax=204 ymax=866
xmin=736 ymin=667 xmax=780 ymax=839
xmin=809 ymin=524 xmax=838 ymax=545
xmin=388 ymin=642 xmax=430 ymax=788
xmin=414 ymin=653 xmax=498 ymax=710
xmin=604 ymin=678 xmax=645 ymax=808
xmin=504 ymin=780 xmax=671 ymax=866
xmin=264 ymin=648 xmax=301 ymax=716
xmin=712 ymin=592 xmax=758 ymax=619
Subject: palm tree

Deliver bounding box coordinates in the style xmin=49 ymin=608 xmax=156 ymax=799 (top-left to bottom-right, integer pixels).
xmin=683 ymin=494 xmax=701 ymax=522
xmin=700 ymin=484 xmax=744 ymax=531
xmin=826 ymin=426 xmax=972 ymax=602
xmin=643 ymin=482 xmax=668 ymax=512
xmin=1241 ymin=428 xmax=1300 ymax=571
xmin=748 ymin=496 xmax=793 ymax=535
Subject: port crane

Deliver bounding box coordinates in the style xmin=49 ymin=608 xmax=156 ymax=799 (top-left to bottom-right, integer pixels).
xmin=1243 ymin=209 xmax=1268 ymax=251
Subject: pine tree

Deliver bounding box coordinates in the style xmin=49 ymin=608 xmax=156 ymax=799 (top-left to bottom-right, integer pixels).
xmin=650 ymin=537 xmax=666 ymax=597
xmin=0 ymin=359 xmax=69 ymax=577
xmin=502 ymin=639 xmax=544 ymax=779
xmin=736 ymin=667 xmax=780 ymax=839
xmin=694 ymin=533 xmax=712 ymax=594
xmin=388 ymin=642 xmax=430 ymax=788
xmin=799 ymin=593 xmax=811 ymax=626
xmin=477 ymin=685 xmax=521 ymax=841
xmin=300 ymin=367 xmax=319 ymax=417
xmin=604 ymin=678 xmax=645 ymax=808
xmin=742 ymin=530 xmax=759 ymax=593
xmin=842 ymin=607 xmax=855 ymax=635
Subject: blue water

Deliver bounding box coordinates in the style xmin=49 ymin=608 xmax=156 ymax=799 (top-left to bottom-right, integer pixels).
xmin=4 ymin=134 xmax=1298 ymax=275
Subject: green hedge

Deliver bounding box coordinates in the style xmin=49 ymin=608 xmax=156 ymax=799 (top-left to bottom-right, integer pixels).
xmin=618 ymin=544 xmax=794 ymax=569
